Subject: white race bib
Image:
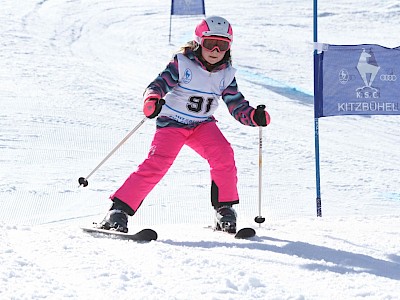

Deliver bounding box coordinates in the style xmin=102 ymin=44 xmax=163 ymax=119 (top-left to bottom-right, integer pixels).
xmin=161 ymin=54 xmax=236 ymax=124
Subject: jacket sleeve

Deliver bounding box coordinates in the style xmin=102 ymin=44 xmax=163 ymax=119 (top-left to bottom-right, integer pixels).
xmin=143 ymin=55 xmax=180 ymax=100
xmin=221 ymin=77 xmax=258 ymax=126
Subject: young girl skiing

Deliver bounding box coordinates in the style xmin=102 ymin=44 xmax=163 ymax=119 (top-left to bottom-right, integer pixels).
xmin=100 ymin=16 xmax=270 ymax=233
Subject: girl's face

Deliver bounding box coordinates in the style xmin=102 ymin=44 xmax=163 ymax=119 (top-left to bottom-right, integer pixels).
xmin=199 ymin=37 xmax=230 ymax=65
xmin=201 ymin=47 xmax=226 ymax=65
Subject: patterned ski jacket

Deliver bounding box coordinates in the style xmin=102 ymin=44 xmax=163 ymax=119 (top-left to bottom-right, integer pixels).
xmin=143 ymin=49 xmax=259 ymax=128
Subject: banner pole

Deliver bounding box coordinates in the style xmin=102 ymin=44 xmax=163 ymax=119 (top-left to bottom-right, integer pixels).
xmin=169 ymin=10 xmax=172 ymax=44
xmin=313 ymin=0 xmax=322 ymax=217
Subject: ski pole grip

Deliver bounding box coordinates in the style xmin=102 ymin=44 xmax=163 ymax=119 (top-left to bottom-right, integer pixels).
xmin=256 ymin=104 xmax=266 ymax=111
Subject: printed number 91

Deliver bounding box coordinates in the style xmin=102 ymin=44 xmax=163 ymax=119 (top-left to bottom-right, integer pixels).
xmin=187 ymin=96 xmax=214 ymax=114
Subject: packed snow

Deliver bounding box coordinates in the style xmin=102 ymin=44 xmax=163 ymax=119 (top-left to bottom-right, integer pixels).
xmin=1 ymin=0 xmax=399 ymax=299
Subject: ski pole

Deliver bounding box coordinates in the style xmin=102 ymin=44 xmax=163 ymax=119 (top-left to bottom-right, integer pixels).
xmin=78 ymin=117 xmax=148 ymax=187
xmin=254 ymin=105 xmax=266 ymax=226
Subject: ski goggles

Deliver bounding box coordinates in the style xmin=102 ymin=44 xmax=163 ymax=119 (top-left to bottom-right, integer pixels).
xmin=201 ymin=36 xmax=231 ymax=52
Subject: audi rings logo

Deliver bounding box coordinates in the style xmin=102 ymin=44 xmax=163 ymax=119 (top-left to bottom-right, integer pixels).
xmin=380 ymin=74 xmax=397 ymax=81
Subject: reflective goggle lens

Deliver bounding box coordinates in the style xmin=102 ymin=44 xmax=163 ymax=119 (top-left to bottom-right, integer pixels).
xmin=202 ymin=38 xmax=230 ymax=52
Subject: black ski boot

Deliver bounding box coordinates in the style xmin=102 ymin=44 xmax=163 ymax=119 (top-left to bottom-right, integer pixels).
xmin=100 ymin=199 xmax=131 ymax=233
xmin=214 ymin=206 xmax=237 ymax=234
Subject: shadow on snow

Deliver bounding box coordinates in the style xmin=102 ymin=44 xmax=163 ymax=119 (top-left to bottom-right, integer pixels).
xmin=160 ymin=235 xmax=400 ymax=281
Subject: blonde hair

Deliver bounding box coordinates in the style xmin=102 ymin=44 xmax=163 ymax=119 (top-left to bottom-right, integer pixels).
xmin=178 ymin=41 xmax=199 ymax=54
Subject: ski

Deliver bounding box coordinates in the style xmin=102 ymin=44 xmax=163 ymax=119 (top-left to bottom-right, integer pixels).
xmin=207 ymin=226 xmax=256 ymax=239
xmin=81 ymin=227 xmax=157 ymax=242
xmin=234 ymin=227 xmax=256 ymax=239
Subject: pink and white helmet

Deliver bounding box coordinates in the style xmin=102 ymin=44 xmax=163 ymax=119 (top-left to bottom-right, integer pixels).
xmin=194 ymin=16 xmax=233 ymax=44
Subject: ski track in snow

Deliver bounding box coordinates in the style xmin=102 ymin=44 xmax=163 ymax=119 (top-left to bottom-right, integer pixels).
xmin=1 ymin=0 xmax=400 ymax=299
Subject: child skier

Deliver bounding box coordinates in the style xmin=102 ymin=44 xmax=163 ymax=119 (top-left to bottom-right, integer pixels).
xmin=100 ymin=16 xmax=270 ymax=233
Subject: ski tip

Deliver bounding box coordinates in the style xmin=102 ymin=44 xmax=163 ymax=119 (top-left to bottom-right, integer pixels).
xmin=140 ymin=228 xmax=158 ymax=241
xmin=234 ymin=227 xmax=256 ymax=239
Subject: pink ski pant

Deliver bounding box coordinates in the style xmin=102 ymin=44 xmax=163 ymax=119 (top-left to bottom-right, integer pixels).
xmin=110 ymin=121 xmax=239 ymax=212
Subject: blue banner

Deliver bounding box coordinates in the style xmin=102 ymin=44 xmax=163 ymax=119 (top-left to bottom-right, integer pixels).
xmin=315 ymin=44 xmax=400 ymax=117
xmin=171 ymin=0 xmax=205 ymax=16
